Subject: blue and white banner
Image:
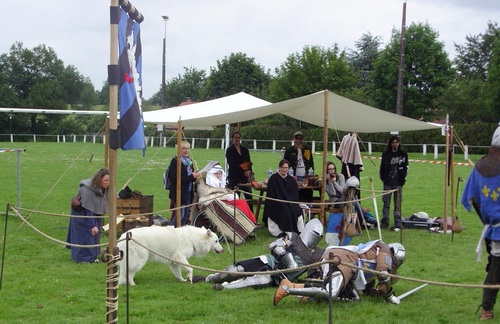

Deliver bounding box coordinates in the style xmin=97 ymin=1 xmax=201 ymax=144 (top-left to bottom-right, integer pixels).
xmin=118 ymin=9 xmax=145 ymax=152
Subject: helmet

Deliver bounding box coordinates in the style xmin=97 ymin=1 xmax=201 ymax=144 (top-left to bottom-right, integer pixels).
xmin=491 ymin=122 xmax=500 ymax=147
xmin=388 ymin=243 xmax=405 ymax=268
xmin=299 ymin=218 xmax=324 ymax=249
xmin=345 ymin=176 xmax=360 ymax=189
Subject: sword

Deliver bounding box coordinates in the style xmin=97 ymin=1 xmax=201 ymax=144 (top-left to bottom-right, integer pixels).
xmin=398 ymin=283 xmax=428 ymax=300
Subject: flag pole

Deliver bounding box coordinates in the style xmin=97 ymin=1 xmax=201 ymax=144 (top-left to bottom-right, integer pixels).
xmin=107 ymin=1 xmax=144 ymax=322
xmin=107 ymin=1 xmax=120 ymax=322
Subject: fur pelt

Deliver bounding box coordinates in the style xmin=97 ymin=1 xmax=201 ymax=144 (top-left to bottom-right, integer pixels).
xmin=196 ymin=178 xmax=235 ymax=207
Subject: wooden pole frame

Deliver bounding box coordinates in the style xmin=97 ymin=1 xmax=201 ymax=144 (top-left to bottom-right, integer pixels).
xmin=176 ymin=119 xmax=182 ymax=227
xmin=107 ymin=1 xmax=144 ymax=322
xmin=443 ymin=118 xmax=452 ymax=234
xmin=319 ymin=91 xmax=328 ymax=224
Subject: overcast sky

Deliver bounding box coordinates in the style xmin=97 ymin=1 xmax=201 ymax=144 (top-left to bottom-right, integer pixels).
xmin=2 ymin=0 xmax=499 ymax=99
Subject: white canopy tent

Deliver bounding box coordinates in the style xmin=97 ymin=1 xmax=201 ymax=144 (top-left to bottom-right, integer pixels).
xmin=143 ymin=92 xmax=271 ymax=129
xmin=143 ymin=90 xmax=442 ymax=133
xmin=143 ymin=89 xmax=442 ymax=225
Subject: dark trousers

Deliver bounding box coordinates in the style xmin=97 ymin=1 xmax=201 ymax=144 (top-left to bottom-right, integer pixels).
xmin=483 ymin=255 xmax=500 ymax=310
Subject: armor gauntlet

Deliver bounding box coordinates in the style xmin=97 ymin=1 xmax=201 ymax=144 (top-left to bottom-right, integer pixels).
xmin=384 ymin=288 xmax=401 ymax=305
xmin=378 ymin=270 xmax=391 ymax=283
xmin=269 ymin=236 xmax=298 ymax=269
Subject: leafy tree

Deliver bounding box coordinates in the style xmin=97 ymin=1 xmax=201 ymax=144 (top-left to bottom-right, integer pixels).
xmin=150 ymin=66 xmax=207 ymax=107
xmin=0 ymin=73 xmax=19 ymax=107
xmin=371 ymin=22 xmax=454 ymax=120
xmin=348 ymin=32 xmax=383 ymax=87
xmin=98 ymin=81 xmax=110 ymax=105
xmin=62 ymin=66 xmax=98 ymax=108
xmin=269 ymin=45 xmax=358 ymax=102
xmin=0 ymin=42 xmax=98 ymax=133
xmin=438 ymin=22 xmax=500 ymax=123
xmin=435 ymin=78 xmax=487 ymax=123
xmin=203 ymin=52 xmax=271 ymax=100
xmin=485 ymin=36 xmax=500 ymax=121
xmin=454 ymin=21 xmax=500 ymax=81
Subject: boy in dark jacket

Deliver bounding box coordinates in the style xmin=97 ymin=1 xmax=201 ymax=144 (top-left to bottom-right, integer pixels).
xmin=379 ymin=135 xmax=408 ymax=229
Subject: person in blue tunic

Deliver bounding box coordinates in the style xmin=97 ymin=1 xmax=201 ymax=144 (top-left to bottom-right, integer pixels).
xmin=66 ymin=168 xmax=110 ymax=263
xmin=462 ymin=123 xmax=500 ymax=321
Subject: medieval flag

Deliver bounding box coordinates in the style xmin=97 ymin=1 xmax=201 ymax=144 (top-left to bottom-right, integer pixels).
xmin=118 ymin=9 xmax=145 ymax=151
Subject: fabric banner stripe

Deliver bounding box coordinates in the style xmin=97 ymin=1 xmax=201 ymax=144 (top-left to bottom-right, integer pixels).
xmin=118 ymin=9 xmax=145 ymax=151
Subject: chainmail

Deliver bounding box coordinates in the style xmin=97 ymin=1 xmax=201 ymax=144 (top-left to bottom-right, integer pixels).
xmin=290 ymin=232 xmax=324 ymax=265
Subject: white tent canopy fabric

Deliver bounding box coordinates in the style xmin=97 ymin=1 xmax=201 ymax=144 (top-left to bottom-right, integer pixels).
xmin=276 ymin=90 xmax=441 ymax=132
xmin=142 ymin=92 xmax=271 ymax=129
xmin=143 ymin=90 xmax=441 ymax=133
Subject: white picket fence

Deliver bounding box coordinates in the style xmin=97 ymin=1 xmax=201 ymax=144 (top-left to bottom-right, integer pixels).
xmin=2 ymin=133 xmax=477 ymax=161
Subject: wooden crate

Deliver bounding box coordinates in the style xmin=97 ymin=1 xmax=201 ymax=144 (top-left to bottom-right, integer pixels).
xmin=117 ymin=195 xmax=153 ymax=216
xmin=121 ymin=215 xmax=153 ymax=232
xmin=116 ymin=195 xmax=154 ymax=232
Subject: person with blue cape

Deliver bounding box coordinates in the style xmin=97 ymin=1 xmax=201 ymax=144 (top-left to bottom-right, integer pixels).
xmin=462 ymin=123 xmax=500 ymax=321
xmin=66 ymin=168 xmax=110 ymax=263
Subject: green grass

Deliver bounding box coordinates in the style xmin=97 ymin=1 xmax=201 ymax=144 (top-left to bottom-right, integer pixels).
xmin=0 ymin=142 xmax=487 ymax=323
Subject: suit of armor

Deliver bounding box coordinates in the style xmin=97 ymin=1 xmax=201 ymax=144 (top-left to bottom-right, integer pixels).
xmin=206 ymin=219 xmax=324 ymax=290
xmin=273 ymin=240 xmax=405 ymax=305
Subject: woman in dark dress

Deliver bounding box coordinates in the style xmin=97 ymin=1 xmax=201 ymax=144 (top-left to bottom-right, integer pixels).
xmin=263 ymin=159 xmax=304 ymax=236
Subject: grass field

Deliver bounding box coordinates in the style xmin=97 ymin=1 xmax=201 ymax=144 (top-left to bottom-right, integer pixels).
xmin=0 ymin=142 xmax=489 ymax=323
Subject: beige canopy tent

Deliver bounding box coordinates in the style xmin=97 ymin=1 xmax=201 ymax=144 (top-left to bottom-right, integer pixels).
xmin=144 ymin=89 xmax=442 ymax=225
xmin=143 ymin=90 xmax=441 ymax=133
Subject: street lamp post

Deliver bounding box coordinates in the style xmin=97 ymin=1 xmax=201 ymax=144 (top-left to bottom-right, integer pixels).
xmin=9 ymin=114 xmax=13 ymax=142
xmin=160 ymin=15 xmax=168 ymax=147
xmin=161 ymin=15 xmax=169 ymax=110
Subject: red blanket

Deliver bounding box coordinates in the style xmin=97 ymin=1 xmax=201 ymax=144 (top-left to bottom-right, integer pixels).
xmin=223 ymin=199 xmax=256 ymax=223
xmin=205 ymin=199 xmax=257 ymax=244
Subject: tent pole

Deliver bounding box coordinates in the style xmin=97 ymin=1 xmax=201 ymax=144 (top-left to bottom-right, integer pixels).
xmin=443 ymin=118 xmax=450 ymax=234
xmin=449 ymin=126 xmax=455 ymax=233
xmin=106 ymin=0 xmax=119 ymax=321
xmin=176 ymin=119 xmax=182 ymax=227
xmin=320 ymin=91 xmax=328 ymax=225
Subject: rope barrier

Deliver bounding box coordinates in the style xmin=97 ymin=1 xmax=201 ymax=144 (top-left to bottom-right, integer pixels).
xmin=238 ymin=186 xmax=396 ymax=206
xmin=361 ymin=155 xmax=473 ymax=166
xmin=6 ymin=203 xmax=500 ymax=290
xmin=126 ymin=236 xmax=500 ymax=290
xmin=9 ymin=206 xmax=110 ymax=249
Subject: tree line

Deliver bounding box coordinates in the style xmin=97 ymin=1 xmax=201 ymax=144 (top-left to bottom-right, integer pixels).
xmin=0 ymin=21 xmax=499 ymax=145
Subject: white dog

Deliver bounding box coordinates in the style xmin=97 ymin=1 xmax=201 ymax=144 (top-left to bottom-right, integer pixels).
xmin=117 ymin=225 xmax=223 ymax=285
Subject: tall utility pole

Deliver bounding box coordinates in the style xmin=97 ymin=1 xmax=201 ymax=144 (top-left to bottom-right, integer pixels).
xmin=161 ymin=15 xmax=169 ymax=109
xmin=396 ymin=1 xmax=406 ymax=116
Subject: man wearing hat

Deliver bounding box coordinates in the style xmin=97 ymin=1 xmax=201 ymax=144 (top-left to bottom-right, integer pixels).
xmin=284 ymin=131 xmax=314 ymax=202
